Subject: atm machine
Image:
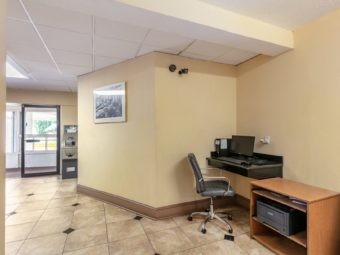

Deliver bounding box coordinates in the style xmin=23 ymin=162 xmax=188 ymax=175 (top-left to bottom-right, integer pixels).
xmin=61 ymin=125 xmax=77 ymax=179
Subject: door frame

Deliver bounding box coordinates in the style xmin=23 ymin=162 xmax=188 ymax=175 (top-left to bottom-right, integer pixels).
xmin=21 ymin=104 xmax=61 ymax=177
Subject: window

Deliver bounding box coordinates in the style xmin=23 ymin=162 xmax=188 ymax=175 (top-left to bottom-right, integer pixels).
xmin=6 ymin=111 xmax=16 ymax=153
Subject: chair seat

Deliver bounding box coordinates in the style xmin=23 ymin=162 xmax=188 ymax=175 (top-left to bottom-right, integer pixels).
xmin=201 ymin=180 xmax=235 ymax=197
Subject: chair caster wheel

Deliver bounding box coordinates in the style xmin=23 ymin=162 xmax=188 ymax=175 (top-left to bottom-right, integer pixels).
xmin=228 ymin=229 xmax=233 ymax=234
xmin=227 ymin=215 xmax=233 ymax=221
xmin=187 ymin=216 xmax=193 ymax=221
xmin=201 ymin=229 xmax=207 ymax=234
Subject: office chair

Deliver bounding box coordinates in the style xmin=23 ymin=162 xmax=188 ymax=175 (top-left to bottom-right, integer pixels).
xmin=187 ymin=153 xmax=234 ymax=236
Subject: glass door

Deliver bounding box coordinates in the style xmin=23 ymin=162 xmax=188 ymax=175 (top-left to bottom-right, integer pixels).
xmin=21 ymin=105 xmax=60 ymax=177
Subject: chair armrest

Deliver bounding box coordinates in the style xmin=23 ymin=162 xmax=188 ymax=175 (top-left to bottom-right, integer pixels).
xmin=203 ymin=176 xmax=231 ymax=192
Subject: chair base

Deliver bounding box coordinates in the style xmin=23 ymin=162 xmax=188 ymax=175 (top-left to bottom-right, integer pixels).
xmin=188 ymin=197 xmax=233 ymax=235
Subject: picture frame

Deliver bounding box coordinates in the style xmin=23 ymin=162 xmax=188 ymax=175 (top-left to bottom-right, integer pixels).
xmin=93 ymin=82 xmax=126 ymax=123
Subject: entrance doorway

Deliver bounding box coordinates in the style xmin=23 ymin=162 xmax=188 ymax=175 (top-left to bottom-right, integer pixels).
xmin=21 ymin=105 xmax=60 ymax=177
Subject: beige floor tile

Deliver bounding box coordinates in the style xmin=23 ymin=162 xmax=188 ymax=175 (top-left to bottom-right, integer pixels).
xmin=6 ymin=222 xmax=35 ymax=243
xmin=6 ymin=210 xmax=44 ymax=226
xmin=173 ymin=215 xmax=205 ymax=227
xmin=64 ymin=224 xmax=108 ymax=252
xmin=5 ymin=240 xmax=24 ymax=255
xmin=76 ymin=195 xmax=97 ymax=204
xmin=108 ymin=234 xmax=154 ymax=255
xmin=147 ymin=227 xmax=194 ymax=255
xmin=29 ymin=215 xmax=72 ymax=238
xmin=199 ymin=239 xmax=247 ymax=255
xmin=107 ymin=219 xmax=144 ymax=242
xmin=64 ymin=244 xmax=109 ymax=255
xmin=15 ymin=200 xmax=50 ymax=213
xmin=180 ymin=222 xmax=225 ymax=246
xmin=17 ymin=233 xmax=67 ymax=255
xmin=40 ymin=206 xmax=75 ymax=220
xmin=54 ymin=191 xmax=77 ymax=198
xmin=25 ymin=192 xmax=55 ymax=202
xmin=104 ymin=204 xmax=135 ymax=223
xmin=48 ymin=197 xmax=79 ymax=208
xmin=171 ymin=247 xmax=203 ymax=255
xmin=235 ymin=234 xmax=275 ymax=255
xmin=140 ymin=217 xmax=177 ymax=233
xmin=6 ymin=196 xmax=28 ymax=205
xmin=74 ymin=203 xmax=104 ymax=217
xmin=5 ymin=204 xmax=18 ymax=214
xmin=71 ymin=211 xmax=105 ymax=229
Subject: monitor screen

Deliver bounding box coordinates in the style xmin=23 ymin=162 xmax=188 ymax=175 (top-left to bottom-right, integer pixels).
xmin=230 ymin=135 xmax=255 ymax=157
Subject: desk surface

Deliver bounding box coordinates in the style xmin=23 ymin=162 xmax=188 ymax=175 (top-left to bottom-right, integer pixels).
xmin=207 ymin=154 xmax=283 ymax=179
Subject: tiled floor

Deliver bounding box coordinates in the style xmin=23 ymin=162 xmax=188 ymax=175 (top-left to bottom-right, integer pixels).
xmin=5 ymin=176 xmax=274 ymax=255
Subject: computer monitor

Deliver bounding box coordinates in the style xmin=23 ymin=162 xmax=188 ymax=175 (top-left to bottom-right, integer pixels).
xmin=230 ymin=135 xmax=255 ymax=157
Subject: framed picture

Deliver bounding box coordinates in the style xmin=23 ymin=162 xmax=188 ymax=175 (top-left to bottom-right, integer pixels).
xmin=93 ymin=82 xmax=126 ymax=123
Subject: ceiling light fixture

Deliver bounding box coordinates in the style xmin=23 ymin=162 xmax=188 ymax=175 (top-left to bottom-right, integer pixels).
xmin=6 ymin=57 xmax=29 ymax=79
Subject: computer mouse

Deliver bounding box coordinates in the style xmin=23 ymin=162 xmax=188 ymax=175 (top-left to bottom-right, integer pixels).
xmin=241 ymin=162 xmax=252 ymax=167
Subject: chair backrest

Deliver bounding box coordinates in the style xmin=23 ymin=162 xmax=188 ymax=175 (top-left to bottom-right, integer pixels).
xmin=187 ymin=153 xmax=205 ymax=193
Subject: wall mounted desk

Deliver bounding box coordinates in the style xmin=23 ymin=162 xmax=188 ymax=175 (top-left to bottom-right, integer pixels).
xmin=207 ymin=152 xmax=283 ymax=179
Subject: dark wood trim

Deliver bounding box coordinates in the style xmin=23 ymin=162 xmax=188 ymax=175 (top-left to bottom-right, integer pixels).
xmin=77 ymin=184 xmax=249 ymax=219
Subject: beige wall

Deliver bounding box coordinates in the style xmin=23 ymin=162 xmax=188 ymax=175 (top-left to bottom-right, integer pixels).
xmin=0 ymin=0 xmax=7 ymax=253
xmin=153 ymin=53 xmax=236 ymax=206
xmin=237 ymin=9 xmax=340 ymax=196
xmin=6 ymin=89 xmax=78 ymax=126
xmin=78 ymin=54 xmax=158 ymax=206
xmin=78 ymin=52 xmax=237 ymax=207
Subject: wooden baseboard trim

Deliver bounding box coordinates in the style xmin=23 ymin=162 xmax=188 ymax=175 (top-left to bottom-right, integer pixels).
xmin=77 ymin=184 xmax=249 ymax=219
xmin=235 ymin=194 xmax=250 ymax=210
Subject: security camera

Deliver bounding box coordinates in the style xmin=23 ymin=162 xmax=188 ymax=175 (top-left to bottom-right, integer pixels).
xmin=178 ymin=68 xmax=189 ymax=75
xmin=169 ymin=64 xmax=177 ymax=72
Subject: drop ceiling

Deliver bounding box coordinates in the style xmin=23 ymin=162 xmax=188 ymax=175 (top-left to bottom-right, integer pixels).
xmin=6 ymin=0 xmax=340 ymax=92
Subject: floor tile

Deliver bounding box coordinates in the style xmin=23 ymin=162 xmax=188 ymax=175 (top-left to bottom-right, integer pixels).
xmin=63 ymin=244 xmax=109 ymax=255
xmin=5 ymin=210 xmax=44 ymax=226
xmin=71 ymin=211 xmax=105 ymax=229
xmin=6 ymin=196 xmax=27 ymax=205
xmin=235 ymin=234 xmax=275 ymax=255
xmin=104 ymin=204 xmax=135 ymax=223
xmin=25 ymin=192 xmax=55 ymax=202
xmin=5 ymin=240 xmax=24 ymax=255
xmin=15 ymin=200 xmax=50 ymax=213
xmin=173 ymin=215 xmax=203 ymax=226
xmin=171 ymin=247 xmax=203 ymax=255
xmin=29 ymin=215 xmax=72 ymax=238
xmin=108 ymin=234 xmax=154 ymax=255
xmin=199 ymin=239 xmax=247 ymax=255
xmin=140 ymin=217 xmax=177 ymax=233
xmin=40 ymin=206 xmax=75 ymax=220
xmin=5 ymin=204 xmax=18 ymax=214
xmin=5 ymin=222 xmax=35 ymax=243
xmin=17 ymin=233 xmax=67 ymax=255
xmin=64 ymin=224 xmax=107 ymax=252
xmin=107 ymin=219 xmax=145 ymax=242
xmin=48 ymin=197 xmax=79 ymax=208
xmin=74 ymin=203 xmax=104 ymax=217
xmin=147 ymin=227 xmax=194 ymax=255
xmin=180 ymin=222 xmax=225 ymax=246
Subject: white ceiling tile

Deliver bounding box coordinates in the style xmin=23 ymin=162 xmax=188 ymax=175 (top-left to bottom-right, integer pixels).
xmin=184 ymin=40 xmax=230 ymax=59
xmin=17 ymin=60 xmax=58 ymax=74
xmin=7 ymin=19 xmax=42 ymax=47
xmin=8 ymin=44 xmax=52 ymax=63
xmin=137 ymin=44 xmax=183 ymax=56
xmin=38 ymin=26 xmax=92 ymax=54
xmin=58 ymin=64 xmax=93 ymax=76
xmin=95 ymin=55 xmax=124 ymax=70
xmin=30 ymin=71 xmax=66 ymax=81
xmin=50 ymin=49 xmax=92 ymax=67
xmin=94 ymin=36 xmax=140 ymax=59
xmin=8 ymin=0 xmax=29 ymax=21
xmin=25 ymin=0 xmax=92 ymax=34
xmin=95 ymin=17 xmax=148 ymax=43
xmin=180 ymin=51 xmax=215 ymax=61
xmin=214 ymin=48 xmax=258 ymax=65
xmin=143 ymin=30 xmax=193 ymax=48
xmin=38 ymin=79 xmax=68 ymax=87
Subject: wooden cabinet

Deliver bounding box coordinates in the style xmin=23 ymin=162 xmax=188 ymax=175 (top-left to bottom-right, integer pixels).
xmin=250 ymin=178 xmax=340 ymax=255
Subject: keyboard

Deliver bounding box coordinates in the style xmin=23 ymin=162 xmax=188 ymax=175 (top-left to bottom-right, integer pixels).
xmin=217 ymin=157 xmax=245 ymax=164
